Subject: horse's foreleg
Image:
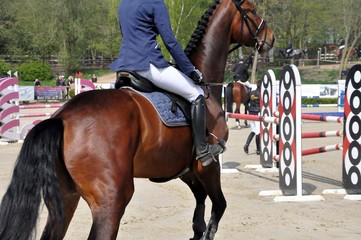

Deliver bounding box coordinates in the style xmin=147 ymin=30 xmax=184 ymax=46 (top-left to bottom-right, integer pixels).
xmin=197 ymin=164 xmax=226 ymax=240
xmin=181 ymin=173 xmax=207 ymax=240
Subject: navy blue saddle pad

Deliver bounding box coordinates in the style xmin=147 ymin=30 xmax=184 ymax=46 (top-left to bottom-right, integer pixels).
xmin=132 ymin=89 xmax=189 ymax=127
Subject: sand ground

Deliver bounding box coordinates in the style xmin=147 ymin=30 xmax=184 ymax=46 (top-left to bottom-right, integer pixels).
xmin=1 ymin=103 xmax=360 ymax=239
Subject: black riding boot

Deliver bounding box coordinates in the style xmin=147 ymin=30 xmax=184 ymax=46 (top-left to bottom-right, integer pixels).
xmin=191 ymin=95 xmax=224 ymax=166
xmin=243 ymin=132 xmax=255 ymax=154
xmin=255 ymin=134 xmax=260 ymax=155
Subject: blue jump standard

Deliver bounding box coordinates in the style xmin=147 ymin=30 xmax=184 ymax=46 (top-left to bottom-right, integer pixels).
xmin=303 ymin=112 xmax=343 ymax=117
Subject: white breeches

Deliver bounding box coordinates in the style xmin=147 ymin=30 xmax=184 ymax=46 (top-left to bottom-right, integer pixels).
xmin=136 ymin=64 xmax=204 ymax=102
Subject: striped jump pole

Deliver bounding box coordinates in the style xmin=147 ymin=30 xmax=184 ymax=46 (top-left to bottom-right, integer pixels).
xmin=302 ymin=143 xmax=343 ymax=156
xmin=301 ymin=130 xmax=342 ymax=138
xmin=19 ymin=113 xmax=53 ymax=118
xmin=260 ymin=69 xmax=277 ymax=168
xmin=19 ymin=104 xmax=63 ymax=109
xmin=273 ymin=142 xmax=343 ymax=160
xmin=301 ymin=113 xmax=343 ymax=123
xmin=273 ymin=130 xmax=343 ymax=141
xmin=226 ymin=113 xmax=279 ymax=124
xmin=0 ymin=77 xmax=20 ymax=141
xmin=278 ymin=64 xmax=303 ymax=197
xmin=343 ymin=64 xmax=361 ymax=194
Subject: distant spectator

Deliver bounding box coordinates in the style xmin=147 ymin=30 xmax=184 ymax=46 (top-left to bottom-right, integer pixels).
xmin=68 ymin=76 xmax=74 ymax=85
xmin=56 ymin=75 xmax=66 ymax=86
xmin=34 ymin=79 xmax=41 ymax=86
xmin=65 ymin=78 xmax=72 ymax=99
xmin=91 ymin=73 xmax=98 ymax=83
xmin=56 ymin=76 xmax=61 ymax=86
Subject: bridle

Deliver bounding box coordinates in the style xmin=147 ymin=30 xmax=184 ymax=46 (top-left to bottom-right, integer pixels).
xmin=202 ymin=0 xmax=271 ymax=88
xmin=228 ymin=0 xmax=269 ymax=55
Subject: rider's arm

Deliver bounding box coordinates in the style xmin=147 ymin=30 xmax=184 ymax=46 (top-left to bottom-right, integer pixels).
xmin=153 ymin=2 xmax=195 ymax=75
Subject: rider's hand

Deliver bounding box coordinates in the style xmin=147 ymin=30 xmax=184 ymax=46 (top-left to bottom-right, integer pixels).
xmin=189 ymin=69 xmax=203 ymax=85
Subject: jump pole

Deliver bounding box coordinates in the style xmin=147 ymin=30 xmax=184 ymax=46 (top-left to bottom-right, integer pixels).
xmin=19 ymin=104 xmax=63 ymax=109
xmin=341 ymin=65 xmax=361 ymax=197
xmin=226 ymin=69 xmax=279 ymax=172
xmin=0 ymin=77 xmax=20 ymax=141
xmin=321 ymin=65 xmax=361 ymax=200
xmin=260 ymin=69 xmax=278 ymax=170
xmin=274 ymin=65 xmax=324 ymax=202
xmin=1 ymin=78 xmax=96 ymax=141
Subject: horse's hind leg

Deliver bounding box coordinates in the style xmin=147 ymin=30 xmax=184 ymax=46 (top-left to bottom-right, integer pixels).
xmin=40 ymin=167 xmax=81 ymax=239
xmin=234 ymin=104 xmax=241 ymax=129
xmin=86 ymin=175 xmax=135 ymax=239
xmin=181 ymin=173 xmax=207 ymax=240
xmin=41 ymin=192 xmax=80 ymax=239
xmin=243 ymin=105 xmax=248 ymax=127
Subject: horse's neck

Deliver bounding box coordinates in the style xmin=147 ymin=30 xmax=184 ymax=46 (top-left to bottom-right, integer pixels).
xmin=191 ymin=3 xmax=233 ymax=83
xmin=190 ymin=6 xmax=234 ymax=103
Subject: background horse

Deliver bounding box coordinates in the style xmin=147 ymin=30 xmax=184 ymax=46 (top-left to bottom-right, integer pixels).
xmin=279 ymin=48 xmax=307 ymax=59
xmin=335 ymin=47 xmax=358 ymax=60
xmin=225 ymin=81 xmax=249 ymax=128
xmin=0 ymin=1 xmax=274 ymax=240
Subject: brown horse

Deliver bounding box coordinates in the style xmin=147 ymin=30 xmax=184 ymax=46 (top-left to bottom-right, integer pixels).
xmin=0 ymin=1 xmax=274 ymax=239
xmin=335 ymin=47 xmax=357 ymax=60
xmin=225 ymin=81 xmax=249 ymax=128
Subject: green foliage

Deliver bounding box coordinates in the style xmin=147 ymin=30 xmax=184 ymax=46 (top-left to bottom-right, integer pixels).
xmin=302 ymin=98 xmax=337 ymax=105
xmin=1 ymin=0 xmax=360 ymax=74
xmin=68 ymin=89 xmax=75 ymax=98
xmin=0 ymin=60 xmax=10 ymax=75
xmin=16 ymin=61 xmax=52 ymax=82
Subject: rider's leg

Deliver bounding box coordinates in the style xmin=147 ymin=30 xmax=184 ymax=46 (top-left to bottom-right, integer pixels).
xmin=243 ymin=80 xmax=253 ymax=89
xmin=255 ymin=134 xmax=260 ymax=155
xmin=136 ymin=64 xmax=224 ymax=166
xmin=237 ymin=80 xmax=253 ymax=90
xmin=191 ymin=95 xmax=224 ymax=166
xmin=243 ymin=132 xmax=255 ymax=154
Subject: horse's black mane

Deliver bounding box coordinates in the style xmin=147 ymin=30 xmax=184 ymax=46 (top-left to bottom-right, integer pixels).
xmin=184 ymin=0 xmax=221 ymax=57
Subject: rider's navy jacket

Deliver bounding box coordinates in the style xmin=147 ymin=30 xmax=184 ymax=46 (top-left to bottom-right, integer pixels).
xmin=110 ymin=0 xmax=195 ymax=75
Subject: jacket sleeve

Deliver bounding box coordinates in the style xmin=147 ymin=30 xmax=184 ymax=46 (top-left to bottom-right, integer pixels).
xmin=153 ymin=2 xmax=195 ymax=75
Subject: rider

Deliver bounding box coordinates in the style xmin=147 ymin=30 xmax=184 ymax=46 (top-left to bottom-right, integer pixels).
xmin=286 ymin=41 xmax=293 ymax=55
xmin=243 ymin=80 xmax=261 ymax=155
xmin=338 ymin=39 xmax=345 ymax=51
xmin=233 ymin=56 xmax=252 ymax=89
xmin=110 ymin=0 xmax=224 ymax=166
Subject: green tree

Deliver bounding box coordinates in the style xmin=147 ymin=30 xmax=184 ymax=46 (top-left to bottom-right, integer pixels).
xmin=339 ymin=0 xmax=361 ymax=72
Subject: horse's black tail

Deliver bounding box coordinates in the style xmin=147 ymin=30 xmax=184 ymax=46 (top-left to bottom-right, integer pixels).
xmin=225 ymin=83 xmax=234 ymax=113
xmin=0 ymin=118 xmax=64 ymax=240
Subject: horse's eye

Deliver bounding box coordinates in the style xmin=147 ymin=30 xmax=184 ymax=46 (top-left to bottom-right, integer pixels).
xmin=252 ymin=10 xmax=257 ymax=15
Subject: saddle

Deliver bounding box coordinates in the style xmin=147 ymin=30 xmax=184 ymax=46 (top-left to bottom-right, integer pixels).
xmin=115 ymin=71 xmax=191 ymax=121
